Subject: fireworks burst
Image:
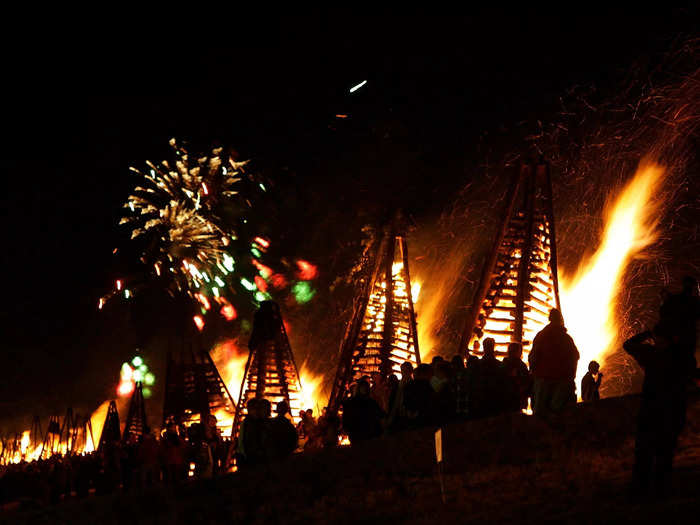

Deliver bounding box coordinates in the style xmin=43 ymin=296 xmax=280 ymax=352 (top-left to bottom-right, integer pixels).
xmin=120 ymin=139 xmax=246 ymax=295
xmin=101 ymin=139 xmax=320 ymax=331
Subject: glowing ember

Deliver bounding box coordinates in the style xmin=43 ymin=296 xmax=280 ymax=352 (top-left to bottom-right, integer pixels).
xmin=560 ymin=161 xmax=664 ymax=394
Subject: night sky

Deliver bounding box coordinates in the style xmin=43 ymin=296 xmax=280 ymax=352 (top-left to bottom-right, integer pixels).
xmin=3 ymin=12 xmax=697 ymax=430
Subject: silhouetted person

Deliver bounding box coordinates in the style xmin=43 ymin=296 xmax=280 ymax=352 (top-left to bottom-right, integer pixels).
xmin=316 ymin=407 xmax=341 ymax=447
xmin=267 ymin=401 xmax=298 ymax=461
xmin=301 ymin=408 xmax=318 ymax=451
xmin=529 ymin=309 xmax=580 ymax=415
xmin=403 ymin=364 xmax=436 ymax=427
xmin=342 ymin=379 xmax=385 ymax=444
xmin=370 ymin=372 xmax=392 ymax=412
xmin=470 ymin=338 xmax=508 ymax=418
xmin=385 ymin=373 xmax=400 ymax=427
xmin=188 ymin=422 xmax=213 ymax=479
xmin=659 ymin=275 xmax=699 ymax=374
xmin=296 ymin=410 xmax=308 ymax=441
xmin=503 ymin=342 xmax=532 ymax=412
xmin=387 ymin=361 xmax=414 ymax=431
xmin=432 ymin=361 xmax=456 ymax=424
xmin=623 ymin=325 xmax=689 ymax=499
xmin=237 ymin=398 xmax=269 ymax=468
xmin=581 ymin=360 xmax=603 ymax=402
xmin=138 ymin=429 xmax=160 ymax=486
xmin=450 ymin=355 xmax=470 ymax=419
xmin=160 ymin=422 xmax=186 ymax=484
xmin=203 ymin=414 xmax=224 ymax=476
xmin=471 ymin=340 xmax=480 ymax=355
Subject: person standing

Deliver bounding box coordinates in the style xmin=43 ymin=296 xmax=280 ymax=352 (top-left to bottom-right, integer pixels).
xmin=623 ymin=326 xmax=688 ymax=499
xmin=581 ymin=360 xmax=603 ymax=402
xmin=529 ymin=309 xmax=580 ymax=415
xmin=503 ymin=342 xmax=532 ymax=412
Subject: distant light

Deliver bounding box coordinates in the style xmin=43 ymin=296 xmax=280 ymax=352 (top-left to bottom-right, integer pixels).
xmin=223 ymin=254 xmax=235 ymax=272
xmin=221 ymin=304 xmax=237 ymax=321
xmin=124 ymin=289 xmax=131 ymax=299
xmin=193 ymin=315 xmax=205 ymax=331
xmin=251 ymin=247 xmax=262 ymax=258
xmin=296 ymin=259 xmax=319 ymax=280
xmin=254 ymin=236 xmax=270 ymax=249
xmin=121 ymin=363 xmax=133 ymax=381
xmin=143 ymin=387 xmax=152 ymax=399
xmin=335 ymin=114 xmax=348 ymax=119
xmin=254 ymin=275 xmax=268 ymax=293
xmin=214 ymin=276 xmax=225 ymax=287
xmin=259 ymin=183 xmax=266 ymax=192
xmin=269 ymin=273 xmax=288 ymax=289
xmin=116 ymin=280 xmax=122 ymax=291
xmin=144 ymin=372 xmax=155 ymax=386
xmin=212 ymin=286 xmax=220 ymax=297
xmin=349 ymin=80 xmax=367 ymax=93
xmin=292 ymin=281 xmax=316 ymax=304
xmin=195 ymin=293 xmax=211 ymax=311
xmin=117 ymin=380 xmax=134 ymax=397
xmin=252 ymin=260 xmax=273 ymax=279
xmin=132 ymin=356 xmax=143 ymax=367
xmin=240 ymin=278 xmax=256 ymax=291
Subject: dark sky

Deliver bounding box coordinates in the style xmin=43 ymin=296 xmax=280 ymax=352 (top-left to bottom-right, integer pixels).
xmin=2 ymin=11 xmax=697 ymax=429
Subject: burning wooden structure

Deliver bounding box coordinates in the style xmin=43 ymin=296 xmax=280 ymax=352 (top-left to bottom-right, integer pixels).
xmin=460 ymin=161 xmax=561 ymax=358
xmin=232 ymin=301 xmax=304 ymax=438
xmin=162 ymin=345 xmax=237 ymax=434
xmin=98 ymin=400 xmax=121 ymax=450
xmin=123 ymin=382 xmax=148 ymax=442
xmin=0 ymin=411 xmax=99 ymax=465
xmin=328 ymin=219 xmax=421 ymax=412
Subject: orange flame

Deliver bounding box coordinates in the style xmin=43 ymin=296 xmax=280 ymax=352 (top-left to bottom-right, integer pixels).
xmin=87 ymin=400 xmax=111 ymax=452
xmin=211 ymin=340 xmax=248 ymax=400
xmin=299 ymin=368 xmax=324 ymax=414
xmin=560 ymin=161 xmax=664 ymax=394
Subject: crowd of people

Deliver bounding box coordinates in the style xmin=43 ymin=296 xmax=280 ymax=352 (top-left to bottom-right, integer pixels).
xmin=1 ymin=278 xmax=697 ymax=506
xmin=339 ymin=307 xmax=593 ymax=446
xmin=233 ymin=307 xmax=592 ymax=465
xmin=0 ymin=415 xmax=229 ymax=507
